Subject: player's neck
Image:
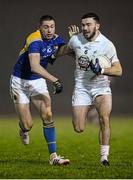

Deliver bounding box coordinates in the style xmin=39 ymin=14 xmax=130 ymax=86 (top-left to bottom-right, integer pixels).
xmin=92 ymin=30 xmax=100 ymax=41
xmin=87 ymin=30 xmax=100 ymax=42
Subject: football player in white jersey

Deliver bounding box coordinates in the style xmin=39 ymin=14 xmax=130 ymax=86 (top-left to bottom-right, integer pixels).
xmin=63 ymin=12 xmax=122 ymax=166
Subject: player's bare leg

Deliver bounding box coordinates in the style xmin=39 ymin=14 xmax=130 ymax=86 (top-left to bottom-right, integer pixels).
xmin=15 ymin=103 xmax=33 ymax=145
xmin=31 ymin=93 xmax=70 ymax=165
xmin=94 ymin=94 xmax=112 ymax=166
xmin=72 ymin=105 xmax=90 ymax=133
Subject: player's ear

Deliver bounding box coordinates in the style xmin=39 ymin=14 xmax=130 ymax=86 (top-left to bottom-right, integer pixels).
xmin=96 ymin=23 xmax=100 ymax=30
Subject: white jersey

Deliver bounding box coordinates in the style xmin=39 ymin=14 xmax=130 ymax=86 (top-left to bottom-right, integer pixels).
xmin=68 ymin=32 xmax=119 ymax=87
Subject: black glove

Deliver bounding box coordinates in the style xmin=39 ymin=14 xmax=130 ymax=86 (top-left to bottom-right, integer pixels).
xmin=53 ymin=80 xmax=63 ymax=94
xmin=90 ymin=58 xmax=102 ymax=75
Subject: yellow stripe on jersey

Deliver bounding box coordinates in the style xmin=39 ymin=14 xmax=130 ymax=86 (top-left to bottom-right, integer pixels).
xmin=19 ymin=30 xmax=42 ymax=56
xmin=26 ymin=30 xmax=42 ymax=46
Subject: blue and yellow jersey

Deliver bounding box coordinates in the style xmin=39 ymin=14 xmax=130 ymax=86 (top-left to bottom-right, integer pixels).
xmin=12 ymin=30 xmax=65 ymax=80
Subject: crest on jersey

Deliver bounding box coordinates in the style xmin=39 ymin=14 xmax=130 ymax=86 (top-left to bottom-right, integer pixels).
xmin=78 ymin=55 xmax=91 ymax=71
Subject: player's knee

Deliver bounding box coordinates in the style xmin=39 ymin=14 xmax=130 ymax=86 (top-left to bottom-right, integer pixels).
xmin=42 ymin=110 xmax=52 ymax=120
xmin=73 ymin=125 xmax=84 ymax=133
xmin=46 ymin=110 xmax=52 ymax=121
xmin=42 ymin=109 xmax=53 ymax=124
xmin=75 ymin=129 xmax=84 ymax=133
xmin=73 ymin=119 xmax=85 ymax=133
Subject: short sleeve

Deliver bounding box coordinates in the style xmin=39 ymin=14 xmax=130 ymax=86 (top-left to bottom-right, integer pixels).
xmin=67 ymin=36 xmax=75 ymax=50
xmin=107 ymin=43 xmax=119 ymax=63
xmin=28 ymin=41 xmax=41 ymax=54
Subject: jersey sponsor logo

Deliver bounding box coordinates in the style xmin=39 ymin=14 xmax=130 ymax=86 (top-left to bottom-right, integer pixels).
xmin=78 ymin=55 xmax=91 ymax=71
xmin=41 ymin=45 xmax=58 ymax=59
xmin=47 ymin=46 xmax=53 ymax=53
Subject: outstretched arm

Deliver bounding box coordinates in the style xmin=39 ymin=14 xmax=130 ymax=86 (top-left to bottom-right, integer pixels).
xmin=53 ymin=25 xmax=79 ymax=57
xmin=57 ymin=45 xmax=73 ymax=56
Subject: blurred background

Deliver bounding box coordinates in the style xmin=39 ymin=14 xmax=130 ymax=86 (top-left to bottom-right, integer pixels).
xmin=0 ymin=0 xmax=133 ymax=117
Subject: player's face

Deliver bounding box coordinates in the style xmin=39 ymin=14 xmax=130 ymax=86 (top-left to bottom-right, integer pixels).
xmin=40 ymin=20 xmax=55 ymax=40
xmin=81 ymin=17 xmax=100 ymax=41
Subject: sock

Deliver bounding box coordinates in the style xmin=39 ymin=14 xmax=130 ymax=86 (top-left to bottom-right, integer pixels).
xmin=43 ymin=121 xmax=56 ymax=154
xmin=100 ymin=145 xmax=110 ymax=162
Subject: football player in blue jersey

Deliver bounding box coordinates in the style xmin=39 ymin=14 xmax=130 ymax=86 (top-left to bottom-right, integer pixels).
xmin=10 ymin=15 xmax=70 ymax=165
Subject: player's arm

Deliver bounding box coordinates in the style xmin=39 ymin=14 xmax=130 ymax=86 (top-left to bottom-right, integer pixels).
xmin=29 ymin=53 xmax=63 ymax=94
xmin=56 ymin=44 xmax=73 ymax=56
xmin=90 ymin=43 xmax=122 ymax=76
xmin=48 ymin=44 xmax=74 ymax=65
xmin=102 ymin=61 xmax=122 ymax=76
xmin=102 ymin=44 xmax=123 ymax=76
xmin=48 ymin=44 xmax=75 ymax=66
xmin=90 ymin=59 xmax=122 ymax=77
xmin=29 ymin=53 xmax=58 ymax=82
xmin=27 ymin=37 xmax=58 ymax=82
xmin=50 ymin=25 xmax=79 ymax=58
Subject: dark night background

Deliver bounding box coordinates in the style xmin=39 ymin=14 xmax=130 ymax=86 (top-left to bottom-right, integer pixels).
xmin=0 ymin=0 xmax=133 ymax=116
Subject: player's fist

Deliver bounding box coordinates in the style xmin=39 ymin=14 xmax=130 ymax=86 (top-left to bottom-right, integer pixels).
xmin=68 ymin=25 xmax=79 ymax=38
xmin=90 ymin=58 xmax=102 ymax=75
xmin=53 ymin=80 xmax=63 ymax=94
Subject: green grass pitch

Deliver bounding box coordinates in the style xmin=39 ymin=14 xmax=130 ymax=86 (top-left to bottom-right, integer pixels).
xmin=0 ymin=116 xmax=133 ymax=179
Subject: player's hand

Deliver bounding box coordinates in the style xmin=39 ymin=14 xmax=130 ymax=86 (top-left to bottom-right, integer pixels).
xmin=90 ymin=58 xmax=102 ymax=75
xmin=53 ymin=80 xmax=63 ymax=94
xmin=68 ymin=25 xmax=79 ymax=38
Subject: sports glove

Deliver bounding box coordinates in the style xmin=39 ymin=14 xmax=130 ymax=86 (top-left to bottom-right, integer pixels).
xmin=90 ymin=58 xmax=102 ymax=75
xmin=53 ymin=80 xmax=63 ymax=94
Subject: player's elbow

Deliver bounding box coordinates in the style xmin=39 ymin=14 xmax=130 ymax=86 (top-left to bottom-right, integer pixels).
xmin=31 ymin=66 xmax=38 ymax=74
xmin=119 ymin=69 xmax=122 ymax=76
xmin=113 ymin=63 xmax=122 ymax=76
xmin=117 ymin=67 xmax=122 ymax=76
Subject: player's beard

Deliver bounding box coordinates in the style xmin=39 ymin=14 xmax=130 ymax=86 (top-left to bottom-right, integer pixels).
xmin=83 ymin=28 xmax=96 ymax=41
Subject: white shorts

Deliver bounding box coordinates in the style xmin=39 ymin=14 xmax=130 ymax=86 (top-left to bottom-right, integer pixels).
xmin=72 ymin=85 xmax=111 ymax=106
xmin=10 ymin=76 xmax=49 ymax=104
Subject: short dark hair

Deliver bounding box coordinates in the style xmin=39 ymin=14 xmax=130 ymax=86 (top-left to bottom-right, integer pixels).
xmin=81 ymin=13 xmax=100 ymax=23
xmin=39 ymin=15 xmax=55 ymax=25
